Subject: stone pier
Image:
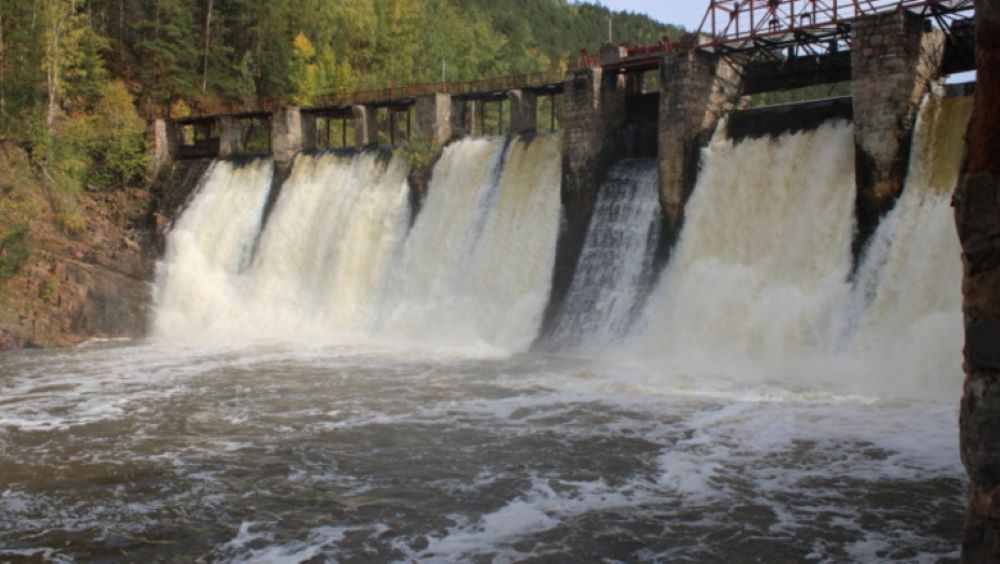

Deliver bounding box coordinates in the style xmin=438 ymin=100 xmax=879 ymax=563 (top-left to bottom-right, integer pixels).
xmin=270 ymin=107 xmax=303 ymax=164
xmin=415 ymin=93 xmax=453 ymax=146
xmin=451 ymin=99 xmax=483 ymax=137
xmin=352 ymin=105 xmax=378 ymax=147
xmin=540 ymin=66 xmax=626 ymax=337
xmin=657 ymin=50 xmax=742 ymax=234
xmin=508 ymin=89 xmax=537 ymax=135
xmin=851 ymin=9 xmax=945 ymax=258
xmin=218 ymin=115 xmax=242 ymax=157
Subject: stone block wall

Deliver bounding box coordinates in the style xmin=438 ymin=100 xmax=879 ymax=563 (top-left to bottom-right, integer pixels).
xmin=851 ymin=9 xmax=945 ymax=259
xmin=658 ymin=50 xmax=743 ymax=232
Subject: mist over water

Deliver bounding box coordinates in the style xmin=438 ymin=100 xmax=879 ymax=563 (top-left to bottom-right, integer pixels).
xmin=0 ymin=96 xmax=973 ymax=561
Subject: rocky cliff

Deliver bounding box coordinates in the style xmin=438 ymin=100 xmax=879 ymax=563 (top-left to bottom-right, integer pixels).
xmin=956 ymin=0 xmax=1000 ymax=560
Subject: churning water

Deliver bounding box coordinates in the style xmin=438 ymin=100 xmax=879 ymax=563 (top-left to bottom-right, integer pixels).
xmin=0 ymin=96 xmax=972 ymax=561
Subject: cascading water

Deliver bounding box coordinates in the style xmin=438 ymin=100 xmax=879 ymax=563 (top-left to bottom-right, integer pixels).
xmin=153 ymin=151 xmax=411 ymax=341
xmin=628 ymin=119 xmax=858 ymax=387
xmin=544 ymin=159 xmax=662 ymax=350
xmin=154 ymin=157 xmax=275 ymax=336
xmin=845 ymin=93 xmax=973 ymax=399
xmin=376 ymin=135 xmax=562 ymax=352
xmin=153 ymin=136 xmax=562 ymax=352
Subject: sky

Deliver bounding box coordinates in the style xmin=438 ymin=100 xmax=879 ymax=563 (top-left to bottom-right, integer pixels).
xmin=594 ymin=0 xmax=711 ymax=31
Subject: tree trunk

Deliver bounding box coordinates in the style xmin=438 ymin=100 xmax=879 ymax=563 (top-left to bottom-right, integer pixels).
xmin=957 ymin=0 xmax=1000 ymax=561
xmin=201 ymin=0 xmax=212 ymax=94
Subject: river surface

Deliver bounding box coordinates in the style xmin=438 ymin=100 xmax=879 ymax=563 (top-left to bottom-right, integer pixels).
xmin=0 ymin=340 xmax=963 ymax=562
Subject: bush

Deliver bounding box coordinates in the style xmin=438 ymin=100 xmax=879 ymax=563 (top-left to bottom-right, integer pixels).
xmin=0 ymin=224 xmax=31 ymax=282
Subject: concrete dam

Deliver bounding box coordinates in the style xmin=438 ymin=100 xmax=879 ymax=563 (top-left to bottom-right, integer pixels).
xmin=2 ymin=0 xmax=984 ymax=560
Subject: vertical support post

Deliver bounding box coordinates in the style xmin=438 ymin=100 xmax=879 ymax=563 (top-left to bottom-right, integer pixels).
xmin=508 ymin=89 xmax=538 ymax=136
xmin=271 ymin=106 xmax=303 ymax=164
xmin=657 ymin=50 xmax=743 ymax=234
xmin=352 ymin=105 xmax=378 ymax=148
xmin=851 ymin=9 xmax=945 ymax=262
xmin=217 ymin=115 xmax=242 ymax=157
xmin=415 ymin=93 xmax=452 ymax=146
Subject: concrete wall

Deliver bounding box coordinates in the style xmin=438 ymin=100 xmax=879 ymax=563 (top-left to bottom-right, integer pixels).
xmin=851 ymin=10 xmax=945 ymax=259
xmin=658 ymin=51 xmax=743 ymax=234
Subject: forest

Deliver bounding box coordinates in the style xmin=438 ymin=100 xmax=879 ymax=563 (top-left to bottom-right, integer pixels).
xmin=0 ymin=0 xmax=675 ymax=275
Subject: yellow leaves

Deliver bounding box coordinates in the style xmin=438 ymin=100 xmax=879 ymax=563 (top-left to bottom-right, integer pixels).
xmin=292 ymin=32 xmax=316 ymax=60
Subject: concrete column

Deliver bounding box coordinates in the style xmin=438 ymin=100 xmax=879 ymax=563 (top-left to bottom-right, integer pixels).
xmin=300 ymin=112 xmax=318 ymax=152
xmin=851 ymin=10 xmax=945 ymax=257
xmin=415 ymin=93 xmax=453 ymax=146
xmin=352 ymin=105 xmax=377 ymax=147
xmin=217 ymin=115 xmax=241 ymax=157
xmin=658 ymin=50 xmax=743 ymax=232
xmin=271 ymin=107 xmax=303 ymax=164
xmin=451 ymin=98 xmax=483 ymax=138
xmin=508 ymin=89 xmax=537 ymax=135
xmin=146 ymin=119 xmax=170 ymax=176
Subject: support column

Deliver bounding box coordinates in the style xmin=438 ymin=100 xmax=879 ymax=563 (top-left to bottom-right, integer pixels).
xmin=300 ymin=112 xmax=318 ymax=152
xmin=851 ymin=10 xmax=945 ymax=259
xmin=658 ymin=50 xmax=743 ymax=234
xmin=415 ymin=93 xmax=452 ymax=146
xmin=270 ymin=107 xmax=303 ymax=164
xmin=508 ymin=89 xmax=537 ymax=135
xmin=146 ymin=119 xmax=170 ymax=176
xmin=540 ymin=67 xmax=627 ymax=339
xmin=451 ymin=98 xmax=482 ymax=138
xmin=352 ymin=105 xmax=377 ymax=147
xmin=217 ymin=115 xmax=241 ymax=157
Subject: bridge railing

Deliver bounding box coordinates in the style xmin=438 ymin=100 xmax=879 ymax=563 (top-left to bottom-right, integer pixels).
xmin=695 ymin=0 xmax=973 ymax=47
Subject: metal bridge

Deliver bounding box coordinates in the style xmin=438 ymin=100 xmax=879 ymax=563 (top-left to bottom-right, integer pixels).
xmin=177 ymin=0 xmax=975 ymax=121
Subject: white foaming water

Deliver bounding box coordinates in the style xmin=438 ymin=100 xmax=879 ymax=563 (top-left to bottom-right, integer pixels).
xmin=629 ymin=120 xmax=857 ymax=388
xmin=545 ymin=159 xmax=662 ymax=350
xmin=154 ymin=137 xmax=561 ymax=352
xmin=243 ymin=151 xmax=411 ymax=338
xmin=154 ymin=158 xmax=275 ymax=336
xmin=154 ymin=151 xmax=411 ymax=341
xmin=846 ymin=94 xmax=973 ymax=399
xmin=376 ymin=135 xmax=562 ymax=352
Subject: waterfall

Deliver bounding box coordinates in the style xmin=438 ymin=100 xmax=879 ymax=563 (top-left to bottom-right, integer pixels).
xmin=544 ymin=159 xmax=663 ymax=350
xmin=845 ymin=94 xmax=973 ymax=398
xmin=243 ymin=150 xmax=412 ymax=339
xmin=154 ymin=158 xmax=275 ymax=337
xmin=376 ymin=135 xmax=562 ymax=352
xmin=627 ymin=93 xmax=972 ymax=400
xmin=628 ymin=120 xmax=858 ymax=385
xmin=153 ymin=136 xmax=562 ymax=352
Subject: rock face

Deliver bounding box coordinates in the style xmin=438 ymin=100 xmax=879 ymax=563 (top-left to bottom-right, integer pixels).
xmin=0 ymin=183 xmax=156 ymax=349
xmin=957 ymin=0 xmax=1000 ymax=560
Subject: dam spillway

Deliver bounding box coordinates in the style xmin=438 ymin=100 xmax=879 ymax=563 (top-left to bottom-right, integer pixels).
xmin=0 ymin=90 xmax=974 ymax=561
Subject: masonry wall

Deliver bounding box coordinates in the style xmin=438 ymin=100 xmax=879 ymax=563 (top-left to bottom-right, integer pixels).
xmin=851 ymin=9 xmax=945 ymax=260
xmin=658 ymin=50 xmax=742 ymax=235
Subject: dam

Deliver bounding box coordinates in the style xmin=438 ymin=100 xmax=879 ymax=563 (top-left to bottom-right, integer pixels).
xmin=0 ymin=0 xmax=988 ymax=560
